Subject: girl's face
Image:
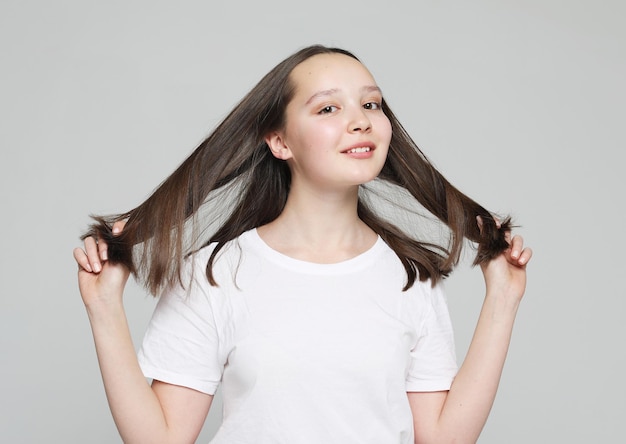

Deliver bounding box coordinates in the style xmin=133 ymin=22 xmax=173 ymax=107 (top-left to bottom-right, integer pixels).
xmin=266 ymin=53 xmax=392 ymax=193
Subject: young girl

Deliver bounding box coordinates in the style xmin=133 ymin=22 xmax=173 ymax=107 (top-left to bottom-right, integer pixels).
xmin=74 ymin=45 xmax=532 ymax=443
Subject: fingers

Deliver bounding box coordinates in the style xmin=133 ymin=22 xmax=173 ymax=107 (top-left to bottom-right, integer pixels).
xmin=95 ymin=220 xmax=126 ymax=263
xmin=85 ymin=236 xmax=104 ymax=273
xmin=476 ymin=215 xmax=485 ymax=234
xmin=509 ymin=235 xmax=532 ymax=266
xmin=516 ymin=245 xmax=532 ymax=265
xmin=97 ymin=235 xmax=108 ymax=262
xmin=73 ymin=241 xmax=100 ymax=273
xmin=74 ymin=220 xmax=126 ymax=274
xmin=504 ymin=229 xmax=512 ymax=244
xmin=476 ymin=214 xmax=502 ymax=233
xmin=73 ymin=246 xmax=93 ymax=273
xmin=97 ymin=219 xmax=127 ymax=261
xmin=112 ymin=219 xmax=127 ymax=234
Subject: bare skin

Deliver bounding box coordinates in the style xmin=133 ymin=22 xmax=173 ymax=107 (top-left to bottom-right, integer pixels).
xmin=408 ymin=219 xmax=531 ymax=444
xmin=74 ymin=223 xmax=213 ymax=444
xmin=74 ymin=54 xmax=532 ymax=444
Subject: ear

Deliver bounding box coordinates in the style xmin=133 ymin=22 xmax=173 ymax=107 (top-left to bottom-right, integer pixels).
xmin=265 ymin=131 xmax=293 ymax=161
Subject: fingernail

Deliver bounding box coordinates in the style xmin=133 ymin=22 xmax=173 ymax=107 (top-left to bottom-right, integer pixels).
xmin=512 ymin=250 xmax=520 ymax=259
xmin=112 ymin=226 xmax=120 ymax=234
xmin=93 ymin=262 xmax=101 ymax=273
xmin=101 ymin=251 xmax=108 ymax=261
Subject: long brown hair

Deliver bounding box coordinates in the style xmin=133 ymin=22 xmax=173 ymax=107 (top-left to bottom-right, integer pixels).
xmin=84 ymin=44 xmax=511 ymax=295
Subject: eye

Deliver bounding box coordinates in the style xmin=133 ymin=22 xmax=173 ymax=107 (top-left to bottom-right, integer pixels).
xmin=363 ymin=101 xmax=382 ymax=110
xmin=318 ymin=105 xmax=338 ymax=114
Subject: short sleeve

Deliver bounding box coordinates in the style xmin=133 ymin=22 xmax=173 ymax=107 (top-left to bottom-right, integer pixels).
xmin=405 ymin=281 xmax=458 ymax=392
xmin=137 ymin=256 xmax=224 ymax=395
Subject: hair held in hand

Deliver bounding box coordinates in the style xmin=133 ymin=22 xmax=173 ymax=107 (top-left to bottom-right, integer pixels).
xmin=82 ymin=45 xmax=512 ymax=296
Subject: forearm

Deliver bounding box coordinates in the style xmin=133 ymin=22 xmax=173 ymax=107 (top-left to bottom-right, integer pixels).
xmin=86 ymin=300 xmax=172 ymax=444
xmin=437 ymin=292 xmax=520 ymax=442
xmin=412 ymin=232 xmax=531 ymax=443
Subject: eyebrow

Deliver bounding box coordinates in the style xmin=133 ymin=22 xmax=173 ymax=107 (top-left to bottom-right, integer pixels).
xmin=304 ymin=85 xmax=382 ymax=105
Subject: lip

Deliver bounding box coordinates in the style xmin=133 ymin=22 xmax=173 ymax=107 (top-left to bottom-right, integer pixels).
xmin=341 ymin=141 xmax=376 ymax=154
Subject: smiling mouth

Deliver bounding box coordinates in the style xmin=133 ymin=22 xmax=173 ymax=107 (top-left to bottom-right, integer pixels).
xmin=344 ymin=146 xmax=372 ymax=154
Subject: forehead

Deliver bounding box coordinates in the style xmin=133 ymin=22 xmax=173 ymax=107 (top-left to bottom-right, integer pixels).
xmin=289 ymin=53 xmax=377 ymax=93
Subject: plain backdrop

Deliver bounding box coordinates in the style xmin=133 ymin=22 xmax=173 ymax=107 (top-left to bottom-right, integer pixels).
xmin=1 ymin=1 xmax=624 ymax=442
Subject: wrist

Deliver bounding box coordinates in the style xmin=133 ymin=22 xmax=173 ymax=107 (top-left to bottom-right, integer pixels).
xmin=85 ymin=297 xmax=126 ymax=322
xmin=482 ymin=291 xmax=520 ymax=322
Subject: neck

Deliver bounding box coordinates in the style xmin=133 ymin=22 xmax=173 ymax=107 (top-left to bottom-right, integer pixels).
xmin=257 ymin=185 xmax=377 ymax=263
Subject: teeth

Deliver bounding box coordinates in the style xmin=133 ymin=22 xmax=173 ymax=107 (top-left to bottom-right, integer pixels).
xmin=346 ymin=147 xmax=371 ymax=153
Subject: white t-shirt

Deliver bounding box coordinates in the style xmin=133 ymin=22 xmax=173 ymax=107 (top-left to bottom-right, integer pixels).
xmin=138 ymin=229 xmax=457 ymax=443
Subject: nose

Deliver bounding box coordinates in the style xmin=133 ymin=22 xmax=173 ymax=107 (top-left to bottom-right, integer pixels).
xmin=348 ymin=106 xmax=372 ymax=133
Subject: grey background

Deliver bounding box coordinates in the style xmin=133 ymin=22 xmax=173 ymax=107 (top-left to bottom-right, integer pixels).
xmin=1 ymin=1 xmax=624 ymax=442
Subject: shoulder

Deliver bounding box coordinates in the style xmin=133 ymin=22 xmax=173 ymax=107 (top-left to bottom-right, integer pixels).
xmin=180 ymin=230 xmax=260 ymax=291
xmin=189 ymin=230 xmax=253 ymax=270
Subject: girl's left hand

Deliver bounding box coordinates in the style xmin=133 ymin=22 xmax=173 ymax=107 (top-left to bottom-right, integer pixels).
xmin=478 ymin=217 xmax=533 ymax=303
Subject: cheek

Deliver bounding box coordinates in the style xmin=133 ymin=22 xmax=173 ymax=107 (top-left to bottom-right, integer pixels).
xmin=378 ymin=116 xmax=393 ymax=143
xmin=301 ymin=122 xmax=341 ymax=152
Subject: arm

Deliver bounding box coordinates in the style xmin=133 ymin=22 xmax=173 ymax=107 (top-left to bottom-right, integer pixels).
xmin=74 ymin=226 xmax=213 ymax=444
xmin=409 ymin=230 xmax=532 ymax=444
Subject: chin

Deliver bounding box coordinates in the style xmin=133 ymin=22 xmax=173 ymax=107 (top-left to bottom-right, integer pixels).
xmin=348 ymin=171 xmax=381 ymax=187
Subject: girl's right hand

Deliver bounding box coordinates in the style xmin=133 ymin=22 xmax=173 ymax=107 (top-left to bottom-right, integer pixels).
xmin=73 ymin=221 xmax=129 ymax=309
